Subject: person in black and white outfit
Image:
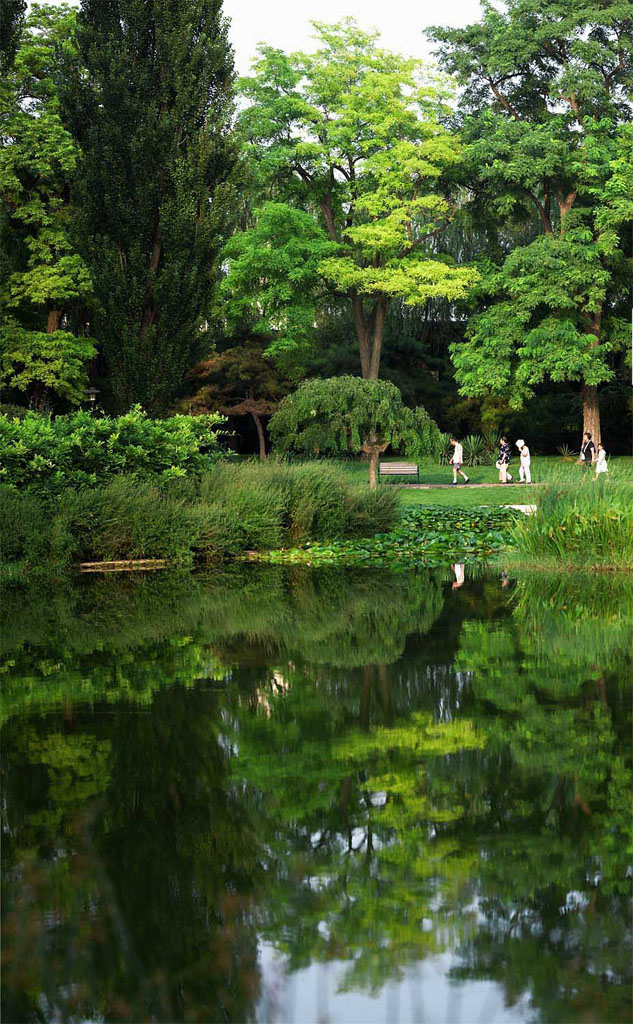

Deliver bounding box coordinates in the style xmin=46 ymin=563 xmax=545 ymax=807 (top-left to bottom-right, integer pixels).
xmin=497 ymin=437 xmax=513 ymax=483
xmin=579 ymin=432 xmax=596 ymax=468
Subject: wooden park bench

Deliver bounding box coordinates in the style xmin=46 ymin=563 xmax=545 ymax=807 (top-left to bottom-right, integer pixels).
xmin=378 ymin=461 xmax=419 ymax=484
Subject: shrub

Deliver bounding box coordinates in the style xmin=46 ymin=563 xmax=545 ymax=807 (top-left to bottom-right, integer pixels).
xmin=0 ymin=405 xmax=225 ymax=491
xmin=462 ymin=433 xmax=491 ymax=467
xmin=511 ymin=477 xmax=633 ymax=568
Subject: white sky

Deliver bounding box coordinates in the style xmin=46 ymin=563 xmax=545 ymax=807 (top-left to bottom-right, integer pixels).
xmin=225 ymin=0 xmax=483 ymax=75
xmin=32 ymin=0 xmax=484 ymax=75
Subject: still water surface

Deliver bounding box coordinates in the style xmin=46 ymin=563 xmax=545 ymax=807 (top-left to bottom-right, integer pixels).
xmin=1 ymin=566 xmax=631 ymax=1023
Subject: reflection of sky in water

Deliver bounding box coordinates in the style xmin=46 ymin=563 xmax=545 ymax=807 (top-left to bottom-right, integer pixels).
xmin=257 ymin=944 xmax=532 ymax=1024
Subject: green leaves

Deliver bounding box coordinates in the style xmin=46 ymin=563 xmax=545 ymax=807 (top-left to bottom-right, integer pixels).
xmin=227 ymin=20 xmax=478 ymax=374
xmin=269 ymin=376 xmax=443 ymax=463
xmin=0 ymin=322 xmax=96 ymax=406
xmin=430 ymin=2 xmax=633 ymax=422
xmin=0 ymin=406 xmax=225 ymax=490
xmin=260 ymin=505 xmax=520 ymax=568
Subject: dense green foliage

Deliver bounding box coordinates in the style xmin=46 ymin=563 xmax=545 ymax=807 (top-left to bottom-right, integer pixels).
xmin=0 ymin=4 xmax=96 ymax=411
xmin=429 ymin=1 xmax=633 ymax=441
xmin=224 ymin=20 xmax=478 ymax=379
xmin=0 ymin=406 xmax=224 ymax=490
xmin=61 ymin=0 xmax=238 ymax=412
xmin=269 ymin=376 xmax=443 ymax=486
xmin=0 ymin=462 xmax=398 ymax=576
xmin=511 ymin=477 xmax=633 ymax=567
xmin=1 ymin=4 xmax=631 ymax=452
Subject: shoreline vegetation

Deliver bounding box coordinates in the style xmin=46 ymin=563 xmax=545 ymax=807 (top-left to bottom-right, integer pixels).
xmin=1 ymin=458 xmax=631 ymax=580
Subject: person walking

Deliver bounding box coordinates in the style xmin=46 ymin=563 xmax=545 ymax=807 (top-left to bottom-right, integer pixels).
xmin=449 ymin=437 xmax=470 ymax=485
xmin=516 ymin=439 xmax=531 ymax=483
xmin=497 ymin=437 xmax=513 ymax=483
xmin=594 ymin=443 xmax=608 ymax=478
xmin=580 ymin=432 xmax=596 ymax=467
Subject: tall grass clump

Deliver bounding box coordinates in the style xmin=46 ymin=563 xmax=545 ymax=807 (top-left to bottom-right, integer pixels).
xmin=511 ymin=477 xmax=633 ymax=569
xmin=0 ymin=461 xmax=399 ymax=578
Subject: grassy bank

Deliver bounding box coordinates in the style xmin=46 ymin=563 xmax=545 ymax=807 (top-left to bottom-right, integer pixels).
xmin=0 ymin=462 xmax=398 ymax=580
xmin=509 ymin=478 xmax=633 ymax=570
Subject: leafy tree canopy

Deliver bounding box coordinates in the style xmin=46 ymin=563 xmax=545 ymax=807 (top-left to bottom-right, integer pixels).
xmin=428 ymin=0 xmax=633 ymax=441
xmin=0 ymin=3 xmax=95 ymax=410
xmin=224 ymin=20 xmax=478 ymax=379
xmin=183 ymin=341 xmax=292 ymax=458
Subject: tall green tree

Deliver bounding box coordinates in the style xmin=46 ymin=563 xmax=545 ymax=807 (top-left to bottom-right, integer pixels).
xmin=223 ymin=20 xmax=478 ymax=381
xmin=0 ymin=4 xmax=96 ymax=410
xmin=64 ymin=0 xmax=239 ymax=413
xmin=429 ymin=0 xmax=633 ymax=442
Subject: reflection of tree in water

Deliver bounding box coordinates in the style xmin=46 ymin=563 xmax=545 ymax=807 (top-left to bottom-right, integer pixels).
xmin=1 ymin=566 xmax=446 ymax=723
xmin=450 ymin=572 xmax=633 ymax=1022
xmin=2 ymin=567 xmax=631 ymax=1022
xmin=2 ymin=686 xmax=262 ymax=1023
xmin=1 ymin=566 xmax=446 ymax=1021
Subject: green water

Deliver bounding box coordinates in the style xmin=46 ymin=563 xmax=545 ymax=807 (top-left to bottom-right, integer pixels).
xmin=1 ymin=566 xmax=631 ymax=1023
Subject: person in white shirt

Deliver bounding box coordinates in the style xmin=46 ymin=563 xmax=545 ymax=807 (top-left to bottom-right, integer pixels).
xmin=451 ymin=563 xmax=465 ymax=589
xmin=594 ymin=443 xmax=608 ymax=477
xmin=449 ymin=437 xmax=470 ymax=485
xmin=515 ymin=439 xmax=531 ymax=483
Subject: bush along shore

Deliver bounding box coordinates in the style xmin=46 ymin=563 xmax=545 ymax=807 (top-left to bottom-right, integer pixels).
xmin=0 ymin=462 xmax=398 ymax=581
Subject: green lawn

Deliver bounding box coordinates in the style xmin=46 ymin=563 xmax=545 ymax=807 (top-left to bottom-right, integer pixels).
xmin=334 ymin=455 xmax=633 ymax=507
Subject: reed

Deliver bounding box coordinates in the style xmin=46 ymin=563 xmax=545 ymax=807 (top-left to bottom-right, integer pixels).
xmin=510 ymin=475 xmax=633 ymax=569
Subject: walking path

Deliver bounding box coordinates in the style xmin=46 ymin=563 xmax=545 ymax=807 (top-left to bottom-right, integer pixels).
xmin=403 ymin=482 xmax=544 ymax=489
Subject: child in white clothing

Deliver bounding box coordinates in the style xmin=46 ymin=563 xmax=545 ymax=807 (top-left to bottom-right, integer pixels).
xmin=594 ymin=443 xmax=608 ymax=477
xmin=516 ymin=439 xmax=531 ymax=483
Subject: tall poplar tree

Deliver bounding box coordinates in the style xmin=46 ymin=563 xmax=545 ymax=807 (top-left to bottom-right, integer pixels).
xmin=429 ymin=0 xmax=633 ymax=442
xmin=65 ymin=0 xmax=238 ymax=412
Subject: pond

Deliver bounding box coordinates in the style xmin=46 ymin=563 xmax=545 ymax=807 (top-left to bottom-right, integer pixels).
xmin=2 ymin=565 xmax=631 ymax=1023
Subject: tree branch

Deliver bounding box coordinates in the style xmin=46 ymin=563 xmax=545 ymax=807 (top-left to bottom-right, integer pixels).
xmin=488 ymin=78 xmax=522 ymax=121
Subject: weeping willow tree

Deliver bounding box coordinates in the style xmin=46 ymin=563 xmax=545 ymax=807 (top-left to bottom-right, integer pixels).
xmin=269 ymin=376 xmax=442 ymax=487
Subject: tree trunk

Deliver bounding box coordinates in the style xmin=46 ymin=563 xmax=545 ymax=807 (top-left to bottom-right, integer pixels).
xmin=582 ymin=384 xmax=601 ymax=445
xmin=368 ymin=299 xmax=386 ymax=379
xmin=351 ymin=290 xmax=371 ymax=378
xmin=368 ymin=449 xmax=379 ymax=490
xmin=581 ymin=309 xmax=602 ymax=444
xmin=47 ymin=309 xmax=62 ymax=333
xmin=251 ymin=411 xmax=267 ymax=460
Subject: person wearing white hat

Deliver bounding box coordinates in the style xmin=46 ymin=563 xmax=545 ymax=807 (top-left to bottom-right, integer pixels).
xmin=516 ymin=439 xmax=531 ymax=483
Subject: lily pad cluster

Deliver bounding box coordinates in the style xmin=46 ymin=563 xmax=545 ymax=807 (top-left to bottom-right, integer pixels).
xmin=258 ymin=505 xmax=521 ymax=569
